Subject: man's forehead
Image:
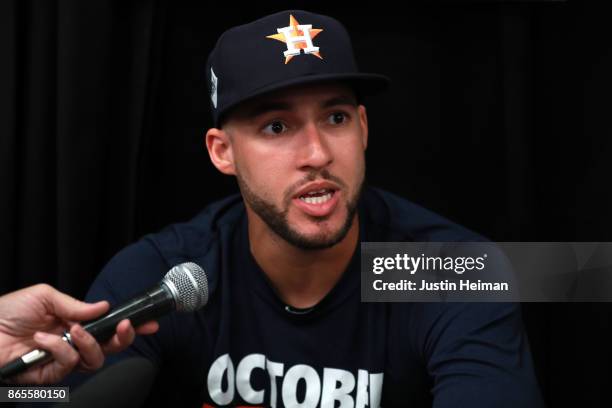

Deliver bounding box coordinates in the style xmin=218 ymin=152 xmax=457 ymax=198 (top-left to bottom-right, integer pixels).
xmin=232 ymin=82 xmax=358 ymax=119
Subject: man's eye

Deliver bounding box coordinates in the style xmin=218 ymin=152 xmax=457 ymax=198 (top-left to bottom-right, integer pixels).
xmin=328 ymin=112 xmax=347 ymax=125
xmin=263 ymin=121 xmax=287 ymax=135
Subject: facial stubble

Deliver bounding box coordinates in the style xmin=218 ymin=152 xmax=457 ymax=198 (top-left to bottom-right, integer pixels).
xmin=237 ymin=169 xmax=364 ymax=250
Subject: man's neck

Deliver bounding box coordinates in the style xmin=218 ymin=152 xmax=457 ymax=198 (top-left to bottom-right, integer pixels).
xmin=246 ymin=210 xmax=359 ymax=309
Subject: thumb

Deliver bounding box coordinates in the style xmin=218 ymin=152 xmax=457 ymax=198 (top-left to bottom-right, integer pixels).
xmin=43 ymin=286 xmax=110 ymax=322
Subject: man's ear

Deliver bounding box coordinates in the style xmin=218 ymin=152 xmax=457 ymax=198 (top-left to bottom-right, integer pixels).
xmin=205 ymin=127 xmax=236 ymax=175
xmin=358 ymin=105 xmax=369 ymax=150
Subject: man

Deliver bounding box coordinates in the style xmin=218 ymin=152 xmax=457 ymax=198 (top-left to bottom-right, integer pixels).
xmin=79 ymin=10 xmax=544 ymax=407
xmin=0 ymin=284 xmax=158 ymax=384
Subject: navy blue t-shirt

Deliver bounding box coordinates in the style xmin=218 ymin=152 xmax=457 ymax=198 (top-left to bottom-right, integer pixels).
xmin=82 ymin=187 xmax=544 ymax=407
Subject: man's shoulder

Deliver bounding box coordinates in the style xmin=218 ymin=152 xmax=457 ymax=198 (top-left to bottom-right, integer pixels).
xmin=145 ymin=194 xmax=245 ymax=260
xmin=361 ymin=187 xmax=487 ymax=242
xmin=88 ymin=194 xmax=244 ymax=301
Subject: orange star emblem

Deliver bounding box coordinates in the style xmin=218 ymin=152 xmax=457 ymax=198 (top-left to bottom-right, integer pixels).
xmin=266 ymin=15 xmax=323 ymax=64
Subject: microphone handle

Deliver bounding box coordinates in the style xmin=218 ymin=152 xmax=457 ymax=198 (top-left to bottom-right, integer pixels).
xmin=82 ymin=284 xmax=175 ymax=343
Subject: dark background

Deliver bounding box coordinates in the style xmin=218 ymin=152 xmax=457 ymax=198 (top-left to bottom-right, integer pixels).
xmin=1 ymin=1 xmax=610 ymax=406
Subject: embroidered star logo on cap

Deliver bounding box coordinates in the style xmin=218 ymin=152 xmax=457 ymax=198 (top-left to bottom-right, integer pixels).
xmin=266 ymin=14 xmax=324 ymax=64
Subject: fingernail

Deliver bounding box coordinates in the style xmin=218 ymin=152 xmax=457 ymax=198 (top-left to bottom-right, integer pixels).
xmin=34 ymin=332 xmax=50 ymax=342
xmin=72 ymin=325 xmax=85 ymax=337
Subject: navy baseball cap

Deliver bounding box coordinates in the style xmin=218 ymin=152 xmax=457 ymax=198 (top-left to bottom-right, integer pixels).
xmin=206 ymin=10 xmax=390 ymax=127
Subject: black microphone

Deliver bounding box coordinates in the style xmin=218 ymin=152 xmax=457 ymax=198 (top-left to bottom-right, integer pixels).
xmin=0 ymin=262 xmax=208 ymax=381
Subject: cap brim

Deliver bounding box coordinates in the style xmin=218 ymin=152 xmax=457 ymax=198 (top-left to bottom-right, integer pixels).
xmin=216 ymin=72 xmax=390 ymax=126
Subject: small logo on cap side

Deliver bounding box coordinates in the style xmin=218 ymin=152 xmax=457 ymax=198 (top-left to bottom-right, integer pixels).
xmin=266 ymin=14 xmax=323 ymax=65
xmin=210 ymin=67 xmax=218 ymax=109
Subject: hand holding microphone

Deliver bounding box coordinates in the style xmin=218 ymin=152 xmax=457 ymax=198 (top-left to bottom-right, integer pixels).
xmin=0 ymin=284 xmax=154 ymax=385
xmin=0 ymin=262 xmax=208 ymax=384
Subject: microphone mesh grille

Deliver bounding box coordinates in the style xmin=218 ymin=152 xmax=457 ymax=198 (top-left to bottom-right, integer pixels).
xmin=163 ymin=262 xmax=209 ymax=312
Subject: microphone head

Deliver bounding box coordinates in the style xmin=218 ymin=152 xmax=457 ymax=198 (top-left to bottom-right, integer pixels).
xmin=162 ymin=262 xmax=209 ymax=312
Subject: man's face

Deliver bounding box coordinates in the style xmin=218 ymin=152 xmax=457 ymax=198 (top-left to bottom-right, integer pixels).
xmin=207 ymin=82 xmax=368 ymax=250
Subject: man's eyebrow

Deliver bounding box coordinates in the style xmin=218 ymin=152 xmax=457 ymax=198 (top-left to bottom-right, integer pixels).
xmin=244 ymin=101 xmax=292 ymax=118
xmin=321 ymin=96 xmax=358 ymax=108
xmin=242 ymin=95 xmax=358 ymax=119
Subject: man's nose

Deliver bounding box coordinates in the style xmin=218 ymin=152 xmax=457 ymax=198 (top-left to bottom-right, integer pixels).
xmin=296 ymin=123 xmax=333 ymax=170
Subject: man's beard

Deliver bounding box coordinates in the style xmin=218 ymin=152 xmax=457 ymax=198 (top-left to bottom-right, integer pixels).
xmin=237 ymin=169 xmax=363 ymax=250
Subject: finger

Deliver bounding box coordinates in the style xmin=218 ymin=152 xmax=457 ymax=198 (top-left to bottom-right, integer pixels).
xmin=69 ymin=324 xmax=104 ymax=371
xmin=99 ymin=320 xmax=159 ymax=355
xmin=134 ymin=321 xmax=159 ymax=335
xmin=27 ymin=331 xmax=80 ymax=384
xmin=41 ymin=286 xmax=110 ymax=322
xmin=101 ymin=319 xmax=135 ymax=355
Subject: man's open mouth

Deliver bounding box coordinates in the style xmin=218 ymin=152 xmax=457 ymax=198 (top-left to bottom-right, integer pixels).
xmin=293 ymin=183 xmax=341 ymax=217
xmin=298 ymin=188 xmax=335 ymax=205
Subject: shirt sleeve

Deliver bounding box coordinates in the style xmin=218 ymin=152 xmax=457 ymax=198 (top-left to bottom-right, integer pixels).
xmin=58 ymin=237 xmax=174 ymax=394
xmin=414 ymin=302 xmax=545 ymax=408
xmin=83 ymin=238 xmax=175 ymax=368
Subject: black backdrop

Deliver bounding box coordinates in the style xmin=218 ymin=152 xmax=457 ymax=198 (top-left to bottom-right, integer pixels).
xmin=1 ymin=1 xmax=611 ymax=406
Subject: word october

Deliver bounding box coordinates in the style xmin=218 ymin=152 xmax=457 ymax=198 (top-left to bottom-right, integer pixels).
xmin=372 ymin=253 xmax=487 ymax=275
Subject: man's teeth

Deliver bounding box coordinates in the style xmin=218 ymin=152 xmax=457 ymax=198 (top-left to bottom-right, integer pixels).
xmin=299 ymin=192 xmax=333 ymax=204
